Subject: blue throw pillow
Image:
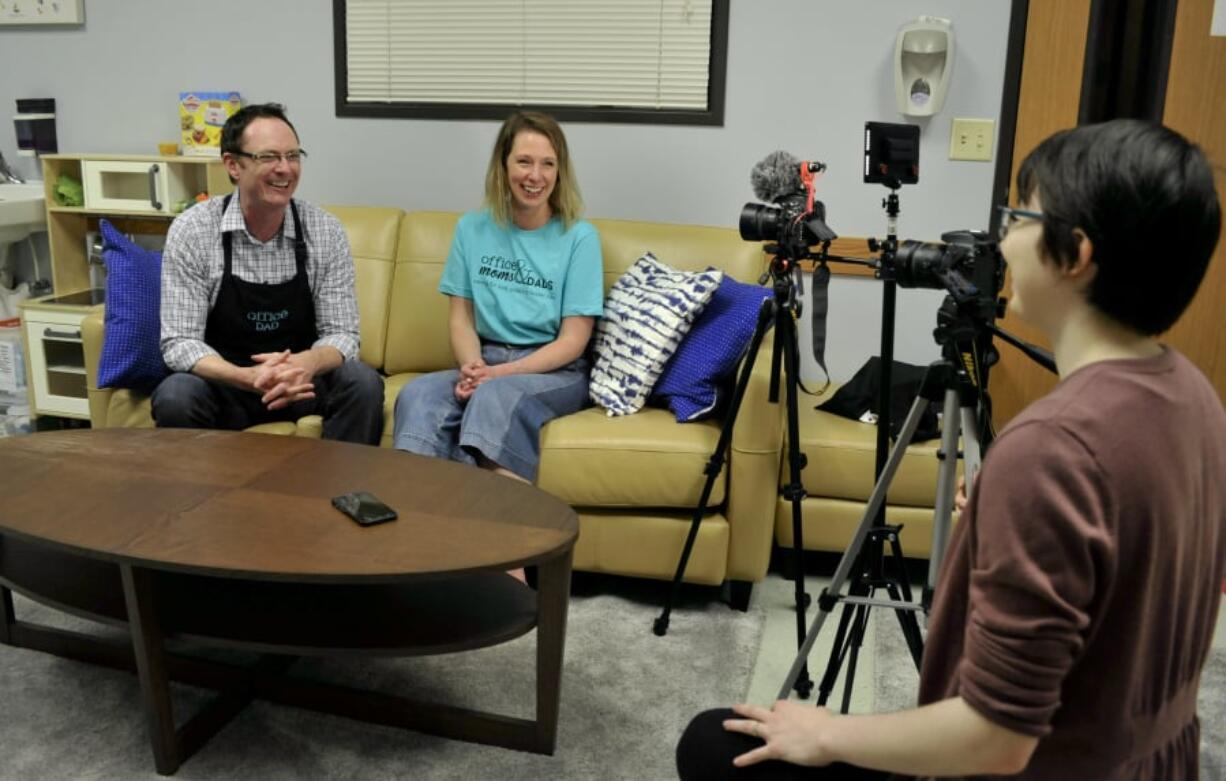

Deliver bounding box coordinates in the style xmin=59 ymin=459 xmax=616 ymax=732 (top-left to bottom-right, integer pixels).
xmin=650 ymin=274 xmax=772 ymax=422
xmin=96 ymin=220 xmax=168 ymax=391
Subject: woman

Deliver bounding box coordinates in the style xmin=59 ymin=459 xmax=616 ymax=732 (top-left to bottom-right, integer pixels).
xmin=392 ymin=111 xmax=603 ymax=484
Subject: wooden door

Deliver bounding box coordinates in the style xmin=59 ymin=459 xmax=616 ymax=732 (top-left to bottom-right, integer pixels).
xmin=1159 ymin=0 xmax=1226 ymax=393
xmin=989 ymin=0 xmax=1093 ymax=426
xmin=991 ymin=0 xmax=1226 ymax=427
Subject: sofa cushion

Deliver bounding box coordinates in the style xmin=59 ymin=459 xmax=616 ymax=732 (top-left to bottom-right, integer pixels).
xmin=589 ymin=253 xmax=721 ymax=416
xmin=96 ymin=220 xmax=169 ymax=392
xmin=589 ymin=217 xmax=768 ymax=292
xmin=788 ymin=384 xmax=953 ymax=508
xmin=537 ymin=406 xmax=726 ymax=507
xmin=324 ymin=205 xmax=404 ymax=371
xmin=651 ymin=274 xmax=771 ymax=421
xmin=384 ymin=211 xmax=460 ymax=375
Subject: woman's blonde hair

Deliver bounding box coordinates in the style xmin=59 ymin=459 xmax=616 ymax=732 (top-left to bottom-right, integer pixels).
xmin=484 ymin=111 xmax=583 ymax=229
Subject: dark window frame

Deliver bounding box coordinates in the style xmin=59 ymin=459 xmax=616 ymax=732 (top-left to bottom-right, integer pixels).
xmin=332 ymin=0 xmax=730 ymax=126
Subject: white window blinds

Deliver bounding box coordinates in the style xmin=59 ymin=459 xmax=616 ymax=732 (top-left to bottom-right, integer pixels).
xmin=345 ymin=0 xmax=715 ymax=110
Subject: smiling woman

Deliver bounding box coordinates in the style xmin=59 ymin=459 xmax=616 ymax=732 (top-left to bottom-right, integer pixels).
xmin=392 ymin=111 xmax=604 ymax=488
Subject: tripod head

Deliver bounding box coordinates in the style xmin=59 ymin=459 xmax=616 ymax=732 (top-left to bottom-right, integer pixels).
xmin=932 ymin=294 xmax=1001 ymax=410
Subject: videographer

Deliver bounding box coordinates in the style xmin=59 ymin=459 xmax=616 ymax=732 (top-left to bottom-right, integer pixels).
xmin=676 ymin=118 xmax=1225 ymax=779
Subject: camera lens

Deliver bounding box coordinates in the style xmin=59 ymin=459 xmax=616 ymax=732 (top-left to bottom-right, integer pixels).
xmin=894 ymin=240 xmax=952 ymax=290
xmin=739 ymin=203 xmax=781 ymax=242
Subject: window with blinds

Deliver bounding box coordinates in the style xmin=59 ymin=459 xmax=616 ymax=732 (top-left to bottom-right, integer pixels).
xmin=333 ymin=0 xmax=728 ymax=125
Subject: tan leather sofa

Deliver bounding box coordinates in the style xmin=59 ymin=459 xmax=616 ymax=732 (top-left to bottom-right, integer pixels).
xmin=775 ymin=384 xmax=961 ymax=562
xmin=81 ymin=208 xmax=783 ymax=606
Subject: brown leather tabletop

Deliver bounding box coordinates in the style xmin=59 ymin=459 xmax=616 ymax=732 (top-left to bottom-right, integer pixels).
xmin=0 ymin=428 xmax=578 ymax=581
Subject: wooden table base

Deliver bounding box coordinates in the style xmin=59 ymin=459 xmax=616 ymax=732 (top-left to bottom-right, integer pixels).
xmin=0 ymin=550 xmax=572 ymax=775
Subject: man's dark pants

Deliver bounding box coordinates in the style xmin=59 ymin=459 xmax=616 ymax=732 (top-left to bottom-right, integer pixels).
xmin=151 ymin=360 xmax=384 ymax=445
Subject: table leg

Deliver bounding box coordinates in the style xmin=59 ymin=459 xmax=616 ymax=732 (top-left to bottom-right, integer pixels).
xmin=534 ymin=549 xmax=573 ymax=754
xmin=120 ymin=564 xmax=179 ymax=775
xmin=0 ymin=584 xmax=13 ymax=645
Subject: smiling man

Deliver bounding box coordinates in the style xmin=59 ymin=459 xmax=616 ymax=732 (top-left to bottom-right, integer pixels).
xmin=152 ymin=103 xmax=383 ymax=443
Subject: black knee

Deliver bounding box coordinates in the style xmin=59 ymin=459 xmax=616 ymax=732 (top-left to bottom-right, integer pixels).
xmin=320 ymin=360 xmax=385 ymax=444
xmin=330 ymin=361 xmax=384 ymax=407
xmin=678 ymin=708 xmax=833 ymax=780
xmin=677 ymin=708 xmax=744 ymax=780
xmin=150 ymin=372 xmax=214 ymax=428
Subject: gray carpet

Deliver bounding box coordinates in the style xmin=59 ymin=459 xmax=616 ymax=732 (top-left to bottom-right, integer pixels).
xmin=871 ymin=609 xmax=1226 ymax=779
xmin=0 ymin=578 xmax=763 ymax=780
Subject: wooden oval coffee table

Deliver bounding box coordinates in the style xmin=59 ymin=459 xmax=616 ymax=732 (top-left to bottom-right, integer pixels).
xmin=0 ymin=428 xmax=578 ymax=775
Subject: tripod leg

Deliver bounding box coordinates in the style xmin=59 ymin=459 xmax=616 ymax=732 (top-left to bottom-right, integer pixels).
xmin=925 ymin=388 xmax=962 ymax=608
xmin=815 ymin=582 xmax=864 ymax=706
xmin=654 ymin=300 xmax=775 ymax=636
xmin=839 ymin=600 xmax=873 ymax=714
xmin=778 ymin=307 xmax=813 ymax=697
xmin=776 ymin=394 xmax=934 ymax=700
xmin=879 ymin=528 xmax=926 ymax=670
xmin=882 ymin=581 xmax=925 ymax=671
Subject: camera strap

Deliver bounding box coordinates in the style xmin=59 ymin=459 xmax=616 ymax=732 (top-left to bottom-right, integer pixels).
xmin=809 ymin=261 xmax=832 ymax=388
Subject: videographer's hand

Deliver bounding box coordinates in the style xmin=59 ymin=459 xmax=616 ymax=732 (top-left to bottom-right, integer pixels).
xmin=724 ymin=701 xmax=838 ymax=768
xmin=955 ymin=475 xmax=969 ymax=514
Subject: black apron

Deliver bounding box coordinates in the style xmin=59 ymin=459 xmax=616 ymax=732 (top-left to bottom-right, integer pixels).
xmin=205 ymin=195 xmax=318 ymax=367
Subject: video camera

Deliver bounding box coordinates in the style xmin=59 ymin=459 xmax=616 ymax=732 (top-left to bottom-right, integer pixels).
xmin=738 ymin=123 xmax=1006 ymax=323
xmin=739 ymin=151 xmax=837 ymax=261
xmin=895 ymin=231 xmax=1006 ymax=323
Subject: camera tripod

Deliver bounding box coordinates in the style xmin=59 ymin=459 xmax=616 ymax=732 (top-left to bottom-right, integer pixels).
xmin=653 ymin=249 xmax=823 ymax=698
xmin=777 ymin=299 xmax=993 ymax=708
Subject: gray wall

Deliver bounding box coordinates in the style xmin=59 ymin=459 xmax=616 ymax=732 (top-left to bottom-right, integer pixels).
xmin=0 ymin=0 xmax=1013 ymax=381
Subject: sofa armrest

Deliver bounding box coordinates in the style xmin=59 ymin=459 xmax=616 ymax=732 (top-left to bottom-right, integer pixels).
xmin=81 ymin=310 xmax=115 ymax=428
xmin=725 ymin=329 xmax=785 ymax=582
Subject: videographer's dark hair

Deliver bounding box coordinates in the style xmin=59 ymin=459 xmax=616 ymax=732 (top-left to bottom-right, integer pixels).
xmin=220 ymin=103 xmax=299 ymax=157
xmin=1016 ymin=119 xmax=1221 ymax=335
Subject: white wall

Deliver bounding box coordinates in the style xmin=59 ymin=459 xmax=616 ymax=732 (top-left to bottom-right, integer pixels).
xmin=0 ymin=0 xmax=1012 ymax=380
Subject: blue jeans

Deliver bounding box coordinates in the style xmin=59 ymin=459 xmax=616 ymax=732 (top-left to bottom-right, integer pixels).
xmin=392 ymin=344 xmax=589 ymax=481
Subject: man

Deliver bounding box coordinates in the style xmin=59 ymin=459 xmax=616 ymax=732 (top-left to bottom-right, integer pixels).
xmin=152 ymin=103 xmax=383 ymax=444
xmin=677 ymin=119 xmax=1225 ymax=779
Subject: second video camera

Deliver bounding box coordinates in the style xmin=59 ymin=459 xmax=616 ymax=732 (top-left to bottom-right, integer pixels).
xmin=895 ymin=230 xmax=1006 ymax=321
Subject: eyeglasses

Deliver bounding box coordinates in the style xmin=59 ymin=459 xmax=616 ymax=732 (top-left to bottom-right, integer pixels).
xmin=996 ymin=205 xmax=1044 ymax=241
xmin=233 ymin=149 xmax=308 ymax=166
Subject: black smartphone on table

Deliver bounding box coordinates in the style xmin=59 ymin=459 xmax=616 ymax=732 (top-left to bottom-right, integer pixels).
xmin=331 ymin=491 xmax=398 ymax=527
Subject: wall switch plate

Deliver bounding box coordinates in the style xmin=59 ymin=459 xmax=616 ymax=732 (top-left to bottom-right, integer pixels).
xmin=0 ymin=0 xmax=84 ymax=25
xmin=949 ymin=118 xmax=994 ymax=161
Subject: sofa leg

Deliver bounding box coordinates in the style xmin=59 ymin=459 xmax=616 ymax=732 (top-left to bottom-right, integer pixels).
xmin=727 ymin=580 xmax=753 ymax=612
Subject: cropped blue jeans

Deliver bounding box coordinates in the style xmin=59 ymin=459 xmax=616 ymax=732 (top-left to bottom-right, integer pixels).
xmin=391 ymin=344 xmax=590 ymax=481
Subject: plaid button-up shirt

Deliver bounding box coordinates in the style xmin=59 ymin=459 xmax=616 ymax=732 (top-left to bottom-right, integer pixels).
xmin=159 ymin=194 xmax=360 ymax=372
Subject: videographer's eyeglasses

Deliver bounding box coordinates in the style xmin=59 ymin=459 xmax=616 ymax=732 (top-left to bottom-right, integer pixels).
xmin=233 ymin=149 xmax=308 ymax=166
xmin=996 ymin=205 xmax=1044 ymax=241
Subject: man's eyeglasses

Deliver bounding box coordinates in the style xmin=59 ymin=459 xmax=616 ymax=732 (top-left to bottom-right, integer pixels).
xmin=996 ymin=205 xmax=1044 ymax=241
xmin=233 ymin=149 xmax=308 ymax=166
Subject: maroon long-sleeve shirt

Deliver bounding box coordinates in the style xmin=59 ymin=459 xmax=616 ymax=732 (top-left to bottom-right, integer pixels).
xmin=918 ymin=348 xmax=1225 ymax=779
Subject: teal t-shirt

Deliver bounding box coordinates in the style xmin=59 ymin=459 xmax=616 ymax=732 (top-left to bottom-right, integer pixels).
xmin=438 ymin=210 xmax=604 ymax=345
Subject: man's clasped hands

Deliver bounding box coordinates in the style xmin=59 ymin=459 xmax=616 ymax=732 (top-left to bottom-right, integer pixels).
xmin=246 ymin=349 xmax=320 ymax=410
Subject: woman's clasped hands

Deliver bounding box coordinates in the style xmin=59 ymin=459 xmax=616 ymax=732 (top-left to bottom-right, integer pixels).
xmin=454 ymin=359 xmax=504 ymax=401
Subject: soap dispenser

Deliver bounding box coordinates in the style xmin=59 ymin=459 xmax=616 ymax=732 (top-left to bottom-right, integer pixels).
xmin=894 ymin=17 xmax=954 ymax=117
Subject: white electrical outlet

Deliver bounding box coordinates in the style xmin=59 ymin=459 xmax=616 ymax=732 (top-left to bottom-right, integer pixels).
xmin=949 ymin=118 xmax=994 ymax=162
xmin=0 ymin=0 xmax=84 ymax=25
